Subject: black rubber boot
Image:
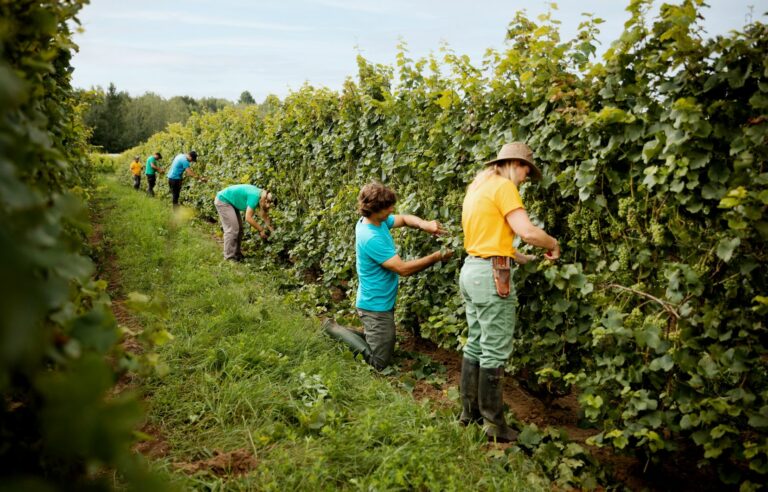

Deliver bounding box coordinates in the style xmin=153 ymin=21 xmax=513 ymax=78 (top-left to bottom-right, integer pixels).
xmin=322 ymin=319 xmax=372 ymax=363
xmin=479 ymin=366 xmax=518 ymax=443
xmin=459 ymin=357 xmax=482 ymax=425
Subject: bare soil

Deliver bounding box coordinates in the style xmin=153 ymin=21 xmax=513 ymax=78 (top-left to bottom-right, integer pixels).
xmin=133 ymin=424 xmax=171 ymax=459
xmin=172 ymin=448 xmax=258 ymax=477
xmin=89 ymin=203 xmax=142 ymax=395
xmin=396 ymin=334 xmax=729 ymax=492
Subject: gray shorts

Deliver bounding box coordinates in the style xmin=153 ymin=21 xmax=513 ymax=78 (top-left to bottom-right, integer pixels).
xmin=357 ymin=308 xmax=395 ymax=370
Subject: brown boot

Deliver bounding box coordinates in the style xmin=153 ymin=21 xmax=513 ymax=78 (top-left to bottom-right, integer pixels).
xmin=459 ymin=357 xmax=481 ymax=425
xmin=479 ymin=366 xmax=518 ymax=443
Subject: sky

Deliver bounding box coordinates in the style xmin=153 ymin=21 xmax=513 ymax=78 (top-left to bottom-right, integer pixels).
xmin=70 ymin=0 xmax=764 ymax=102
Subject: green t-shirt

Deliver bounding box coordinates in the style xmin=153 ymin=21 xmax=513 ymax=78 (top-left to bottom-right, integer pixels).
xmin=216 ymin=184 xmax=262 ymax=211
xmin=145 ymin=156 xmax=158 ymax=175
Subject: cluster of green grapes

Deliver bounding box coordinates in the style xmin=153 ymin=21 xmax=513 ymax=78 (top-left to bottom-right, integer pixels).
xmin=589 ymin=219 xmax=601 ymax=241
xmin=544 ymin=207 xmax=559 ymax=229
xmin=645 ymin=316 xmax=668 ymax=338
xmin=526 ymin=200 xmax=551 ymax=228
xmin=616 ymin=243 xmax=632 ymax=271
xmin=624 ymin=307 xmax=645 ymax=332
xmin=723 ymin=276 xmax=740 ymax=299
xmin=617 ymin=197 xmax=639 ymax=229
xmin=617 ymin=197 xmax=632 ymax=218
xmin=605 ymin=216 xmax=624 ymax=240
xmin=566 ymin=209 xmax=580 ymax=232
xmin=566 ymin=207 xmax=600 ymax=243
xmin=649 ymin=221 xmax=665 ymax=246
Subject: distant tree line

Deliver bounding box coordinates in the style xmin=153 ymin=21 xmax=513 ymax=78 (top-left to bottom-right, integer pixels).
xmin=79 ymin=85 xmax=279 ymax=153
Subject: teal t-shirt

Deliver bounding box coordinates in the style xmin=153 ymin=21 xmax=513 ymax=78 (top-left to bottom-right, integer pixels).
xmin=168 ymin=154 xmax=190 ymax=179
xmin=145 ymin=156 xmax=158 ymax=175
xmin=355 ymin=215 xmax=398 ymax=311
xmin=216 ymin=184 xmax=262 ymax=211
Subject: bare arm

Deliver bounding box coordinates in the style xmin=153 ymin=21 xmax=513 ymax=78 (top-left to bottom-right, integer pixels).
xmin=183 ymin=167 xmax=207 ymax=181
xmin=245 ymin=207 xmax=268 ymax=239
xmin=257 ymin=207 xmax=274 ymax=232
xmin=513 ymin=251 xmax=537 ymax=264
xmin=381 ymin=250 xmax=453 ymax=277
xmin=392 ymin=214 xmax=445 ymax=235
xmin=506 ymin=209 xmax=560 ymax=259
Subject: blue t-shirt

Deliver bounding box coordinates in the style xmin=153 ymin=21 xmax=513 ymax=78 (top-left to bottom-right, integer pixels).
xmin=355 ymin=215 xmax=398 ymax=311
xmin=168 ymin=154 xmax=191 ymax=179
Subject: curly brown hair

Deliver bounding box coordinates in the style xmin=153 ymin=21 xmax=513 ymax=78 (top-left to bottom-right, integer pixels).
xmin=357 ymin=182 xmax=397 ymax=217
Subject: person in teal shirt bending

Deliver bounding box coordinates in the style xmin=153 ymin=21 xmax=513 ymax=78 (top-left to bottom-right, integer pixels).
xmin=214 ymin=184 xmax=275 ymax=261
xmin=353 ymin=182 xmax=453 ymax=370
xmin=145 ymin=152 xmax=163 ymax=197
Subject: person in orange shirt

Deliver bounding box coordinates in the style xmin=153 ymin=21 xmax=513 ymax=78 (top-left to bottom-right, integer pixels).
xmin=459 ymin=142 xmax=560 ymax=443
xmin=129 ymin=156 xmax=142 ymax=191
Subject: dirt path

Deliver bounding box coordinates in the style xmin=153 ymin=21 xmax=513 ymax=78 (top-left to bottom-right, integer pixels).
xmin=90 ymin=197 xmax=263 ymax=474
xmin=89 ymin=202 xmax=144 ymax=358
xmin=89 ymin=200 xmax=168 ymax=454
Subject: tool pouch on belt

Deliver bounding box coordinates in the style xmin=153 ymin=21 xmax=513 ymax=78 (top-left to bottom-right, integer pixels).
xmin=491 ymin=256 xmax=511 ymax=298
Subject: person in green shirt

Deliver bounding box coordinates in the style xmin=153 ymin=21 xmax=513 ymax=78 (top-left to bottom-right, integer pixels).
xmin=145 ymin=152 xmax=163 ymax=197
xmin=214 ymin=184 xmax=275 ymax=261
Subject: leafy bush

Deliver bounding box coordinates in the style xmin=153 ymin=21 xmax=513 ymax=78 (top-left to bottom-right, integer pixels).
xmin=0 ymin=1 xmax=164 ymax=489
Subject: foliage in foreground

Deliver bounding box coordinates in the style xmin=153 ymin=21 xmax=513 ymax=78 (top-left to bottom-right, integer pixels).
xmin=0 ymin=1 xmax=164 ymax=489
xmin=128 ymin=1 xmax=767 ymax=486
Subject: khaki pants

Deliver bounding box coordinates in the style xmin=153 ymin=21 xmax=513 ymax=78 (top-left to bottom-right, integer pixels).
xmin=460 ymin=256 xmax=517 ymax=369
xmin=215 ymin=198 xmax=243 ymax=259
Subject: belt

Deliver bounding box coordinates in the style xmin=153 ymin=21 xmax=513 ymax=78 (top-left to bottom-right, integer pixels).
xmin=468 ymin=255 xmax=514 ymax=261
xmin=466 ymin=255 xmax=512 ymax=297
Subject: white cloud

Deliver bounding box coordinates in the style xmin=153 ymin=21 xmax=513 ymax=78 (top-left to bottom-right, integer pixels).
xmin=307 ymin=0 xmax=436 ymax=19
xmin=93 ymin=10 xmax=311 ymax=31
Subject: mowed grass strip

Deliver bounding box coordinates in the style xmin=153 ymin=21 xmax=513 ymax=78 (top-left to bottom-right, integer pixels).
xmin=97 ymin=178 xmax=549 ymax=491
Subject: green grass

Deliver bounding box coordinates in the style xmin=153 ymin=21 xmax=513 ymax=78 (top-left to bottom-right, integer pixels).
xmin=96 ymin=177 xmax=550 ymax=491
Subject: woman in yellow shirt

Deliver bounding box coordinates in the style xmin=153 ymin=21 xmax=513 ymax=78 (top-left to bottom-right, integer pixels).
xmin=459 ymin=142 xmax=560 ymax=443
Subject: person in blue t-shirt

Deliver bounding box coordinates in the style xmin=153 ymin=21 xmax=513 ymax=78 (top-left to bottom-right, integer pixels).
xmin=167 ymin=150 xmax=205 ymax=208
xmin=352 ymin=182 xmax=453 ymax=370
xmin=214 ymin=184 xmax=275 ymax=261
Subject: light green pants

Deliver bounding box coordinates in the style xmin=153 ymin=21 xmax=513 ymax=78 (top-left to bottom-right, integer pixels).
xmin=459 ymin=256 xmax=518 ymax=369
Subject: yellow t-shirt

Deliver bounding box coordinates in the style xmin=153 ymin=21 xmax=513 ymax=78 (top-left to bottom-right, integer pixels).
xmin=462 ymin=174 xmax=524 ymax=258
xmin=130 ymin=161 xmax=142 ymax=176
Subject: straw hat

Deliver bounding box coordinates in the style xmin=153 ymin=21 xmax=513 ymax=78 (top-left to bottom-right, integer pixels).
xmin=484 ymin=142 xmax=542 ymax=180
